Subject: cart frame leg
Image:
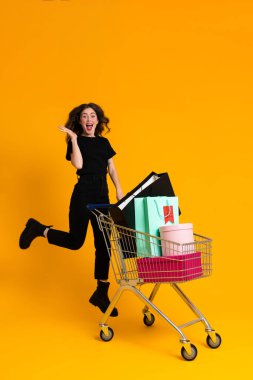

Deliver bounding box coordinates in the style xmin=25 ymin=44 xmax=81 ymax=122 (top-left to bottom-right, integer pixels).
xmin=99 ymin=284 xmax=190 ymax=344
xmin=170 ymin=283 xmax=215 ymax=333
xmin=142 ymin=283 xmax=161 ymax=316
xmin=99 ymin=285 xmax=125 ymax=329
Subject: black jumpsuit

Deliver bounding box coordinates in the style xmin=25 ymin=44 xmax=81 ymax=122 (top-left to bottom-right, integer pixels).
xmin=47 ymin=136 xmax=116 ymax=280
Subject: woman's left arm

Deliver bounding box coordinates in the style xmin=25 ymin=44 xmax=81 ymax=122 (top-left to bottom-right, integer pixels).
xmin=108 ymin=158 xmax=124 ymax=201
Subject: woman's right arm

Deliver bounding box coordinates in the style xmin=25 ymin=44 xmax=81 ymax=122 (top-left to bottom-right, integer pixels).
xmin=69 ymin=137 xmax=83 ymax=169
xmin=59 ymin=127 xmax=83 ymax=169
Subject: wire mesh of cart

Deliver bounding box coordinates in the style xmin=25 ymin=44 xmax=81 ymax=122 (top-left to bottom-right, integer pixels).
xmin=88 ymin=205 xmax=222 ymax=361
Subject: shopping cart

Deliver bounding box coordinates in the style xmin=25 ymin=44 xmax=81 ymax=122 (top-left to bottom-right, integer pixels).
xmin=88 ymin=204 xmax=222 ymax=361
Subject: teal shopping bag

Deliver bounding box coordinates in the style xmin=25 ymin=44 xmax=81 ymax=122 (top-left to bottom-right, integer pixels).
xmin=134 ymin=198 xmax=151 ymax=257
xmin=145 ymin=196 xmax=179 ymax=233
xmin=145 ymin=196 xmax=179 ymax=256
xmin=134 ymin=196 xmax=179 ymax=257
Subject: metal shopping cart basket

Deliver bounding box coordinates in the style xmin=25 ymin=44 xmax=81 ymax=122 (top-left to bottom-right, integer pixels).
xmin=88 ymin=204 xmax=222 ymax=361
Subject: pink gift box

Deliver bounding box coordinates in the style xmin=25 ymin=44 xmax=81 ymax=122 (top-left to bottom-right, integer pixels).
xmin=159 ymin=223 xmax=194 ymax=256
xmin=136 ymin=252 xmax=203 ymax=283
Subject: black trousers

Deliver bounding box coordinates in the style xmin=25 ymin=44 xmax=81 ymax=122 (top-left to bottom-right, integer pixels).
xmin=47 ymin=175 xmax=110 ymax=280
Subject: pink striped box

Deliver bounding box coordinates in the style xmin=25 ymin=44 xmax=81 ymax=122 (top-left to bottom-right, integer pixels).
xmin=136 ymin=252 xmax=202 ymax=283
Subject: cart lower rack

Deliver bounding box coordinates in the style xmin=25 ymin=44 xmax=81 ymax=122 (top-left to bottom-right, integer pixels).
xmin=89 ymin=205 xmax=222 ymax=361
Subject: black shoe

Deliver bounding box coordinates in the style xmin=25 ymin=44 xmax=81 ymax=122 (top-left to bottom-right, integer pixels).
xmin=89 ymin=281 xmax=118 ymax=317
xmin=19 ymin=218 xmax=51 ymax=249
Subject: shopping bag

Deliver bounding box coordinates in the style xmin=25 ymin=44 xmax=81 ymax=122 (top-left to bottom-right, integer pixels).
xmin=134 ymin=198 xmax=151 ymax=257
xmin=134 ymin=196 xmax=179 ymax=257
xmin=109 ymin=172 xmax=180 ymax=229
xmin=144 ymin=196 xmax=179 ymax=256
xmin=145 ymin=196 xmax=179 ymax=228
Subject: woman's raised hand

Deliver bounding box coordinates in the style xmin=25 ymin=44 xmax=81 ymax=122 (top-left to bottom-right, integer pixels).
xmin=59 ymin=126 xmax=77 ymax=140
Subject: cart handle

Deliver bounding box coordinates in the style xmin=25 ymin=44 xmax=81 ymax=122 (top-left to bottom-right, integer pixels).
xmin=86 ymin=203 xmax=115 ymax=210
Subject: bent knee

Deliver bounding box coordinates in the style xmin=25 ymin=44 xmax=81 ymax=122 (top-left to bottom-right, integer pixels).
xmin=70 ymin=240 xmax=84 ymax=250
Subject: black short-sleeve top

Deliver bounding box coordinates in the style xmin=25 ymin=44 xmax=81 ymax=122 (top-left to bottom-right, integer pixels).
xmin=66 ymin=136 xmax=116 ymax=176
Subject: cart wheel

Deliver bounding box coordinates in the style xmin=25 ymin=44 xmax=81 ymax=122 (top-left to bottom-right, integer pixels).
xmin=143 ymin=313 xmax=155 ymax=327
xmin=181 ymin=344 xmax=198 ymax=361
xmin=206 ymin=333 xmax=222 ymax=349
xmin=100 ymin=327 xmax=114 ymax=342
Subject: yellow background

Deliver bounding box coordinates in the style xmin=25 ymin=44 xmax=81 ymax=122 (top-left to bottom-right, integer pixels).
xmin=1 ymin=0 xmax=253 ymax=378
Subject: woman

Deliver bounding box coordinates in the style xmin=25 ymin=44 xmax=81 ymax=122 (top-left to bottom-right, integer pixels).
xmin=19 ymin=103 xmax=124 ymax=317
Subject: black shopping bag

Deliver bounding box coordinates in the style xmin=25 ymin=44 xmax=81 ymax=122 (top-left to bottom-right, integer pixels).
xmin=110 ymin=171 xmax=180 ymax=229
xmin=109 ymin=172 xmax=180 ymax=258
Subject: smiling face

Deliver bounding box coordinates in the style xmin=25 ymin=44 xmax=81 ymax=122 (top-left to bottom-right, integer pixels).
xmin=79 ymin=107 xmax=99 ymax=137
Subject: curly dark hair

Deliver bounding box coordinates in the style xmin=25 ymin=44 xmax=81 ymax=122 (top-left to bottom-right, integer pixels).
xmin=64 ymin=103 xmax=110 ymax=141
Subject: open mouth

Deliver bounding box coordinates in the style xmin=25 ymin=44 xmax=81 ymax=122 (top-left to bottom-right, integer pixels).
xmin=86 ymin=124 xmax=93 ymax=131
